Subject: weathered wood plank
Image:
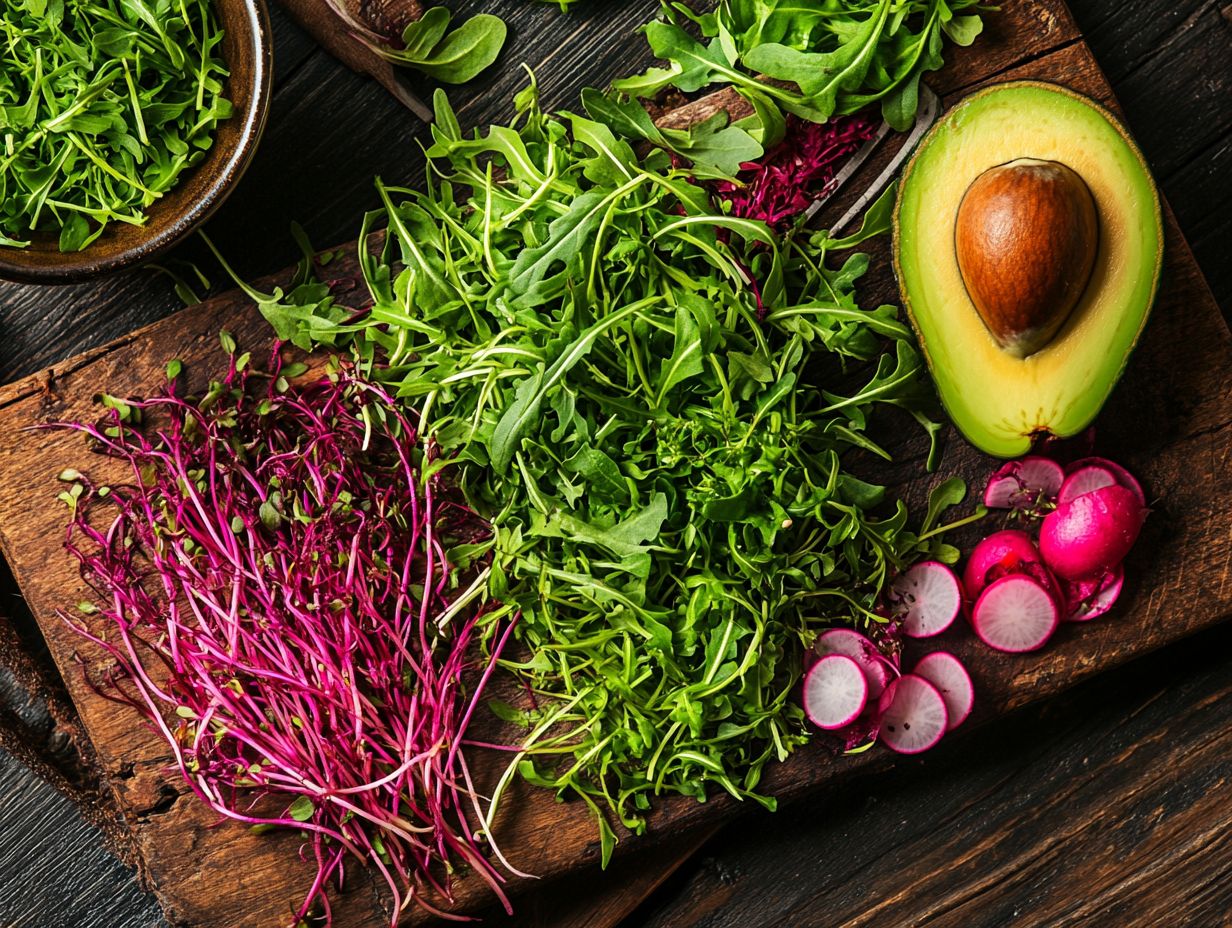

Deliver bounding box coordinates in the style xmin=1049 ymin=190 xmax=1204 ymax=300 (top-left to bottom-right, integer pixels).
xmin=1070 ymin=0 xmax=1219 ymax=82
xmin=1169 ymin=135 xmax=1232 ymax=314
xmin=0 ymin=754 xmax=156 ymax=928
xmin=1107 ymin=7 xmax=1232 ymax=181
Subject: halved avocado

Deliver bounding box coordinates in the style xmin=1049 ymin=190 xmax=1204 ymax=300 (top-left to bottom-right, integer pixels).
xmin=893 ymin=81 xmax=1164 ymax=458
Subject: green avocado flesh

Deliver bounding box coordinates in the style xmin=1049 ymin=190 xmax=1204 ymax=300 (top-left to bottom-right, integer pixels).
xmin=893 ymin=81 xmax=1164 ymax=458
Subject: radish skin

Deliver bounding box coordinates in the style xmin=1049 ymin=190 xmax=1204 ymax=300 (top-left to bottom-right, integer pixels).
xmin=877 ymin=674 xmax=949 ymax=754
xmin=962 ymin=530 xmax=1041 ymax=601
xmin=912 ymin=651 xmax=974 ymax=731
xmin=971 ymin=574 xmax=1060 ymax=653
xmin=889 ymin=561 xmax=962 ymax=639
xmin=1039 ymin=484 xmax=1147 ymax=580
xmin=803 ymin=654 xmax=869 ymax=730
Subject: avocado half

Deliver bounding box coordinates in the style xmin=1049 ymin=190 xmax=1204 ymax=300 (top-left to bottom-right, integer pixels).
xmin=893 ymin=81 xmax=1164 ymax=458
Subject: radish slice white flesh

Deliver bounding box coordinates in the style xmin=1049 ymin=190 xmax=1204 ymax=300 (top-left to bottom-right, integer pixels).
xmin=971 ymin=574 xmax=1060 ymax=653
xmin=912 ymin=651 xmax=974 ymax=731
xmin=815 ymin=628 xmax=895 ymax=699
xmin=1057 ymin=465 xmax=1118 ymax=506
xmin=803 ymin=654 xmax=869 ymax=730
xmin=877 ymin=674 xmax=949 ymax=754
xmin=983 ymin=456 xmax=1065 ymax=509
xmin=890 ymin=561 xmax=962 ymax=638
xmin=1063 ymin=564 xmax=1124 ymax=622
xmin=1067 ymin=456 xmax=1146 ymax=506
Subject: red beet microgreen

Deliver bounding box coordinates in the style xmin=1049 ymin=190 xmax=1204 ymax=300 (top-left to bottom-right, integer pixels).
xmin=715 ymin=114 xmax=880 ymax=230
xmin=47 ymin=343 xmax=518 ymax=925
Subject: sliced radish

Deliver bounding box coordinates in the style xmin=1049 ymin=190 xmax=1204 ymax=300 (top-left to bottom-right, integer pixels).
xmin=962 ymin=530 xmax=1041 ymax=601
xmin=877 ymin=674 xmax=948 ymax=754
xmin=1067 ymin=456 xmax=1145 ymax=506
xmin=971 ymin=574 xmax=1060 ymax=653
xmin=984 ymin=558 xmax=1064 ymax=609
xmin=1062 ymin=564 xmax=1124 ymax=622
xmin=912 ymin=651 xmax=974 ymax=731
xmin=802 ymin=654 xmax=869 ymax=730
xmin=1057 ymin=465 xmax=1118 ymax=506
xmin=888 ymin=561 xmax=961 ymax=639
xmin=983 ymin=456 xmax=1065 ymax=510
xmin=815 ymin=628 xmax=895 ymax=699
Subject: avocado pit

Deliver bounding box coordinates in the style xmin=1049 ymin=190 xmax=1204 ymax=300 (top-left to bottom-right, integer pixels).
xmin=954 ymin=158 xmax=1099 ymax=359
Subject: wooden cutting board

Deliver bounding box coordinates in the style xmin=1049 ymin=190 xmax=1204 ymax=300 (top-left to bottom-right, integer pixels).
xmin=1 ymin=5 xmax=1229 ymax=926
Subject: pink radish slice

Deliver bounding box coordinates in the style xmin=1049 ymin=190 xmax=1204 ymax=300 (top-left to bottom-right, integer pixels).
xmin=889 ymin=561 xmax=962 ymax=638
xmin=983 ymin=456 xmax=1065 ymax=510
xmin=971 ymin=574 xmax=1060 ymax=653
xmin=912 ymin=651 xmax=974 ymax=731
xmin=1063 ymin=564 xmax=1124 ymax=622
xmin=1039 ymin=484 xmax=1147 ymax=580
xmin=962 ymin=530 xmax=1041 ymax=601
xmin=877 ymin=674 xmax=949 ymax=754
xmin=815 ymin=628 xmax=895 ymax=699
xmin=803 ymin=654 xmax=869 ymax=730
xmin=1057 ymin=465 xmax=1118 ymax=506
xmin=983 ymin=558 xmax=1064 ymax=610
xmin=1067 ymin=456 xmax=1146 ymax=506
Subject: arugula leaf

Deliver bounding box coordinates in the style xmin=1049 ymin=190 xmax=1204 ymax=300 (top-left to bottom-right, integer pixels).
xmin=489 ymin=299 xmax=651 ymax=471
xmin=824 ymin=181 xmax=898 ymax=250
xmin=657 ymin=304 xmax=705 ymax=403
xmin=332 ymin=5 xmax=507 ymax=85
xmin=401 ymin=7 xmax=452 ymax=57
xmin=582 ymin=88 xmax=669 ymax=147
xmin=402 ymin=13 xmax=507 ymax=85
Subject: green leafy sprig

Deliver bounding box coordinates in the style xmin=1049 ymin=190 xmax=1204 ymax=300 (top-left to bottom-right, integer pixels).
xmin=321 ymin=2 xmax=507 ymax=85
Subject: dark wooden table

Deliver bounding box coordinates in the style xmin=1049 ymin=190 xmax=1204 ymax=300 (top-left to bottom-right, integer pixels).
xmin=1 ymin=2 xmax=1229 ymax=926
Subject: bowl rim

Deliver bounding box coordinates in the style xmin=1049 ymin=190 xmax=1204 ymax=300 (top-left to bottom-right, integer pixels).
xmin=0 ymin=0 xmax=273 ymax=286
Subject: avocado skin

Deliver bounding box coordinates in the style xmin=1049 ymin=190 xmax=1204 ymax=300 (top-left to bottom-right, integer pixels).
xmin=892 ymin=81 xmax=1164 ymax=459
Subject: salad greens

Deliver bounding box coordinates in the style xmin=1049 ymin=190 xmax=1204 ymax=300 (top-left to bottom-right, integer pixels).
xmin=616 ymin=0 xmax=988 ymax=131
xmin=322 ymin=2 xmax=507 ymax=85
xmin=241 ymin=77 xmax=979 ymax=855
xmin=0 ymin=0 xmax=232 ymax=251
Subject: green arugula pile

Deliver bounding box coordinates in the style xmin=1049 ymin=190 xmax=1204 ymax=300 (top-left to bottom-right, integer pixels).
xmin=617 ymin=0 xmax=986 ymax=132
xmin=0 ymin=0 xmax=232 ymax=251
xmin=243 ymin=60 xmax=985 ymax=853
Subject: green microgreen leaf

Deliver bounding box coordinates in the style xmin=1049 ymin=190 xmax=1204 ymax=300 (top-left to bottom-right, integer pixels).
xmin=287 ymin=796 xmax=315 ymax=822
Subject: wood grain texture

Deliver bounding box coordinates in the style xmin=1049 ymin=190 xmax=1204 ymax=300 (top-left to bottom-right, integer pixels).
xmin=0 ymin=2 xmax=1229 ymax=928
